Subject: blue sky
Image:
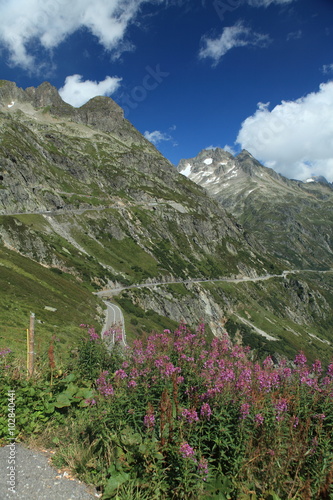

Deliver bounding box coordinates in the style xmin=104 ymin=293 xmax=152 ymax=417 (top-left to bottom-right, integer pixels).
xmin=0 ymin=0 xmax=333 ymax=180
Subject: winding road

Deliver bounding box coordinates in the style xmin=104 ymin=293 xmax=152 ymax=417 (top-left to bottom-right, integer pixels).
xmin=100 ymin=269 xmax=332 ymax=345
xmin=101 ymin=301 xmax=126 ymax=347
xmin=3 ymin=207 xmax=331 ymax=346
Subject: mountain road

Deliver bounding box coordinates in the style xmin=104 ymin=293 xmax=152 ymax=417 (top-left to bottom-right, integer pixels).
xmin=99 ymin=269 xmax=332 ymax=344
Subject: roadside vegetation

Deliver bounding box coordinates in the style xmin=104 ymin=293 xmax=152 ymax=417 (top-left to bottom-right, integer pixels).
xmin=1 ymin=323 xmax=332 ymax=499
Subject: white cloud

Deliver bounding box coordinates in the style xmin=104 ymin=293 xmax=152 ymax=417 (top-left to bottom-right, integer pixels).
xmin=223 ymin=144 xmax=237 ymax=156
xmin=0 ymin=0 xmax=160 ymax=70
xmin=323 ymin=63 xmax=333 ymax=75
xmin=59 ymin=74 xmax=122 ymax=107
xmin=199 ymin=22 xmax=270 ymax=66
xmin=236 ymin=81 xmax=333 ymax=182
xmin=287 ymin=30 xmax=302 ymax=41
xmin=144 ymin=130 xmax=172 ymax=145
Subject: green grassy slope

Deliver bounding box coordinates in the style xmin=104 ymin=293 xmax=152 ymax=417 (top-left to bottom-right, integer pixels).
xmin=0 ymin=245 xmax=102 ymax=361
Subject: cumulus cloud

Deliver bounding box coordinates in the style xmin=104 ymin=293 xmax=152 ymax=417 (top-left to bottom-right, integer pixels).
xmin=236 ymin=81 xmax=333 ymax=181
xmin=144 ymin=130 xmax=172 ymax=145
xmin=0 ymin=0 xmax=159 ymax=70
xmin=199 ymin=22 xmax=270 ymax=66
xmin=59 ymin=75 xmax=122 ymax=107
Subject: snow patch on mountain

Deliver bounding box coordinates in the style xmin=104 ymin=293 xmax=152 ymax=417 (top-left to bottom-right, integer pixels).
xmin=180 ymin=163 xmax=192 ymax=177
xmin=203 ymin=158 xmax=213 ymax=165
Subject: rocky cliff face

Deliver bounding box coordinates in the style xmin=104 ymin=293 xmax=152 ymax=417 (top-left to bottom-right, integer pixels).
xmin=178 ymin=148 xmax=333 ymax=269
xmin=0 ymin=81 xmax=332 ymax=363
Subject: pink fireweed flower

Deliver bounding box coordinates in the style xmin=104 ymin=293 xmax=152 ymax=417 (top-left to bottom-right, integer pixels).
xmin=129 ymin=368 xmax=139 ymax=379
xmin=314 ymin=413 xmax=326 ymax=420
xmin=99 ymin=384 xmax=114 ymax=397
xmin=294 ymin=351 xmax=307 ymax=366
xmin=274 ymin=398 xmax=288 ymax=421
xmin=96 ymin=370 xmax=108 ymax=384
xmin=292 ymin=416 xmax=299 ymax=428
xmin=144 ymin=412 xmax=155 ymax=429
xmin=197 ymin=323 xmax=205 ymax=335
xmin=154 ymin=355 xmax=170 ymax=368
xmin=200 ymin=403 xmax=212 ymax=420
xmin=96 ymin=370 xmax=114 ymax=397
xmin=0 ymin=348 xmax=11 ymax=357
xmin=240 ymin=403 xmax=251 ymax=419
xmin=181 ymin=408 xmax=199 ymax=424
xmin=197 ymin=456 xmax=209 ymax=479
xmin=85 ymin=398 xmax=96 ymax=406
xmin=263 ymin=355 xmax=274 ymax=369
xmin=88 ymin=328 xmax=99 ymax=341
xmin=255 ymin=413 xmax=264 ymax=426
xmin=180 ymin=442 xmax=196 ymax=460
xmin=128 ymin=379 xmax=137 ymax=388
xmin=312 ymin=359 xmax=322 ymax=374
xmin=114 ymin=369 xmax=128 ymax=379
xmin=163 ymin=362 xmax=180 ymax=377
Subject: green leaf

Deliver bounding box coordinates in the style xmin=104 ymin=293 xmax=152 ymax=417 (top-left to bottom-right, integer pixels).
xmin=75 ymin=387 xmax=93 ymax=399
xmin=54 ymin=394 xmax=72 ymax=408
xmin=103 ymin=468 xmax=130 ymax=498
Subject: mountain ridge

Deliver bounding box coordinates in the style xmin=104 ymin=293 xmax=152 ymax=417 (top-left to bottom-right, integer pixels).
xmin=0 ymin=81 xmax=332 ymax=364
xmin=178 ymin=147 xmax=333 ymax=269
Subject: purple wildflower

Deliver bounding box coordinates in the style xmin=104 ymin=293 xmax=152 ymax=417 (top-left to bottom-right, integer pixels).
xmin=263 ymin=356 xmax=274 ymax=369
xmin=96 ymin=371 xmax=114 ymax=397
xmin=312 ymin=359 xmax=322 ymax=374
xmin=275 ymin=398 xmax=288 ymax=421
xmin=181 ymin=408 xmax=199 ymax=424
xmin=327 ymin=362 xmax=333 ymax=378
xmin=255 ymin=413 xmax=264 ymax=426
xmin=114 ymin=369 xmax=128 ymax=379
xmin=240 ymin=403 xmax=251 ymax=419
xmin=180 ymin=442 xmax=196 ymax=460
xmin=0 ymin=348 xmax=11 ymax=357
xmin=292 ymin=416 xmax=299 ymax=428
xmin=200 ymin=403 xmax=212 ymax=420
xmin=197 ymin=457 xmax=209 ymax=479
xmin=88 ymin=327 xmax=99 ymax=341
xmin=294 ymin=351 xmax=307 ymax=366
xmin=85 ymin=398 xmax=96 ymax=406
xmin=143 ymin=412 xmax=155 ymax=429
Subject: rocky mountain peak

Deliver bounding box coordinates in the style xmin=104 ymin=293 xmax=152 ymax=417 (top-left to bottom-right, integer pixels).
xmin=0 ymin=80 xmax=139 ymax=138
xmin=25 ymin=81 xmax=66 ymax=109
xmin=75 ymin=95 xmax=124 ymax=133
xmin=305 ymin=175 xmax=331 ymax=185
xmin=0 ymin=80 xmax=29 ymax=107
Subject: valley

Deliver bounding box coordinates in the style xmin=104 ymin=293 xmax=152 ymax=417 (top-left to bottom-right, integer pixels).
xmin=0 ymin=80 xmax=332 ymax=366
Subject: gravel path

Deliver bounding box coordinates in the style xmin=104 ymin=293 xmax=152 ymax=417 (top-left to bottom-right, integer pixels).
xmin=0 ymin=443 xmax=99 ymax=499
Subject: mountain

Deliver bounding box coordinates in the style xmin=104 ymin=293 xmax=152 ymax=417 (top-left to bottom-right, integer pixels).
xmin=178 ymin=148 xmax=333 ymax=270
xmin=0 ymin=81 xmax=332 ymax=364
xmin=305 ymin=175 xmax=331 ymax=185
